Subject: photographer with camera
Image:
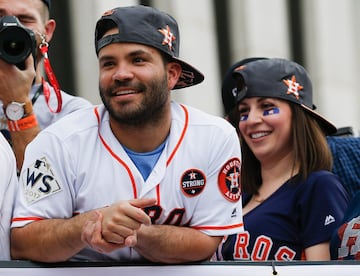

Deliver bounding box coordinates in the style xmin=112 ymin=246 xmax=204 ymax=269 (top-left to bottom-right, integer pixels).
xmin=0 ymin=0 xmax=92 ymax=170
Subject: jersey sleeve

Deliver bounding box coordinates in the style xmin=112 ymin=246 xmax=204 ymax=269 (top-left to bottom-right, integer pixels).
xmin=188 ymin=128 xmax=244 ymax=236
xmin=11 ymin=130 xmax=76 ymax=228
xmin=298 ymin=171 xmax=350 ymax=248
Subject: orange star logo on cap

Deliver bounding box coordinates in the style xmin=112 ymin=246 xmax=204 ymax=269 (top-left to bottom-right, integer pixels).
xmin=283 ymin=75 xmax=303 ymax=99
xmin=234 ymin=65 xmax=246 ymax=72
xmin=158 ymin=25 xmax=176 ymax=51
xmin=102 ymin=9 xmax=115 ymax=17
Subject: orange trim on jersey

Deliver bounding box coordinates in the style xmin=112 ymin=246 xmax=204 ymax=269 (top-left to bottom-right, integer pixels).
xmin=156 ymin=185 xmax=161 ymax=205
xmin=301 ymin=251 xmax=306 ymax=260
xmin=166 ymin=104 xmax=188 ymax=166
xmin=94 ymin=104 xmax=188 ymax=201
xmin=157 ymin=104 xmax=188 ymax=204
xmin=12 ymin=216 xmax=44 ymax=222
xmin=192 ymin=222 xmax=244 ymax=231
xmin=94 ymin=107 xmax=138 ymax=198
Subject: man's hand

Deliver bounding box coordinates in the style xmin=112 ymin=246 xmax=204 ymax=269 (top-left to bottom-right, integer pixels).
xmin=81 ymin=198 xmax=156 ymax=253
xmin=0 ymin=55 xmax=35 ymax=103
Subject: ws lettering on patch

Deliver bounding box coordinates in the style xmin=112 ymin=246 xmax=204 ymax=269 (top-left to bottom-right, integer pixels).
xmin=22 ymin=157 xmax=62 ymax=205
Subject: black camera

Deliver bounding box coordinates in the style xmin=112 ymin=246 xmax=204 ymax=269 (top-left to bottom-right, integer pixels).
xmin=0 ymin=15 xmax=37 ymax=69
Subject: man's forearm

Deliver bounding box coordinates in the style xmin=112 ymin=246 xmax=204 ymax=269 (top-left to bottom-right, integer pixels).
xmin=11 ymin=211 xmax=95 ymax=262
xmin=10 ymin=125 xmax=40 ymax=170
xmin=134 ymin=224 xmax=222 ymax=263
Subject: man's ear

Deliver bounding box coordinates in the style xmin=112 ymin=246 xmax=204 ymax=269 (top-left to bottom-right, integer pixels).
xmin=166 ymin=62 xmax=182 ymax=90
xmin=44 ymin=19 xmax=56 ymax=42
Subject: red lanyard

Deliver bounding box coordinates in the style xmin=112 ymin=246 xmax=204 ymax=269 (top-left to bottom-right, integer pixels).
xmin=39 ymin=40 xmax=62 ymax=113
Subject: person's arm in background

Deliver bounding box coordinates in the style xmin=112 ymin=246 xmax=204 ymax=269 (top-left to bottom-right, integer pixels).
xmin=0 ymin=56 xmax=40 ymax=170
xmin=7 ymin=124 xmax=40 ymax=171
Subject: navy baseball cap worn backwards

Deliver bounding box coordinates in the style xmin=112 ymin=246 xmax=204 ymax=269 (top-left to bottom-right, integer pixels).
xmin=233 ymin=58 xmax=337 ymax=135
xmin=95 ymin=5 xmax=204 ymax=89
xmin=222 ymin=57 xmax=268 ymax=114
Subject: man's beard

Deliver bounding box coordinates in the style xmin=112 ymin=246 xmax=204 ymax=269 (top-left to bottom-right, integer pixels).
xmin=99 ymin=74 xmax=169 ymax=127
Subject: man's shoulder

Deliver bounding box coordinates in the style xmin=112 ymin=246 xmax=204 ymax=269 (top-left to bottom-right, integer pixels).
xmin=42 ymin=105 xmax=99 ymax=139
xmin=171 ymin=102 xmax=234 ymax=131
xmin=59 ymin=90 xmax=93 ymax=112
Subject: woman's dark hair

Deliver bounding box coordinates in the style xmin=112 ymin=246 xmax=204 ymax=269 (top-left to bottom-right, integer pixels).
xmin=227 ymin=107 xmax=241 ymax=134
xmin=240 ymin=102 xmax=333 ymax=194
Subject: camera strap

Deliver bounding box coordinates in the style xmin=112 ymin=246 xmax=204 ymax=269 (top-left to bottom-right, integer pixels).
xmin=31 ymin=84 xmax=42 ymax=105
xmin=39 ymin=41 xmax=62 ymax=113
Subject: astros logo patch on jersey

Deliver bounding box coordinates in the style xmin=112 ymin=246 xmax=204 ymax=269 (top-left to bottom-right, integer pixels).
xmin=180 ymin=169 xmax=206 ymax=197
xmin=22 ymin=157 xmax=62 ymax=205
xmin=218 ymin=158 xmax=241 ymax=202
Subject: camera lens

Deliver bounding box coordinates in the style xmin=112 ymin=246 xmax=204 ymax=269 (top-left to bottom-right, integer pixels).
xmin=0 ymin=27 xmax=32 ymax=64
xmin=0 ymin=15 xmax=37 ymax=68
xmin=4 ymin=39 xmax=25 ymax=56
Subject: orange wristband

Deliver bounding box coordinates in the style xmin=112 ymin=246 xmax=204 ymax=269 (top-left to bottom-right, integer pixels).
xmin=7 ymin=113 xmax=38 ymax=131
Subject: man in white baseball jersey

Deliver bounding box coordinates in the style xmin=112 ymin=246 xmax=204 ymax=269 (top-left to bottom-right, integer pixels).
xmin=0 ymin=132 xmax=18 ymax=260
xmin=10 ymin=5 xmax=243 ymax=263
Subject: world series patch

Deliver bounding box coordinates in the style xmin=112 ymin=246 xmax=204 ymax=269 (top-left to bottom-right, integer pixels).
xmin=218 ymin=158 xmax=241 ymax=202
xmin=180 ymin=169 xmax=206 ymax=197
xmin=22 ymin=156 xmax=62 ymax=205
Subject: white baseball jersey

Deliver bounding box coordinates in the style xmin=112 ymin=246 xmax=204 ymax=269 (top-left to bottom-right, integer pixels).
xmin=0 ymin=82 xmax=92 ymax=131
xmin=0 ymin=133 xmax=18 ymax=260
xmin=12 ymin=101 xmax=244 ymax=261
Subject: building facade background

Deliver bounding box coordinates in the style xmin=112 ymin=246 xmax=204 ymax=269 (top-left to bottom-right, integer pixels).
xmin=49 ymin=0 xmax=360 ymax=135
